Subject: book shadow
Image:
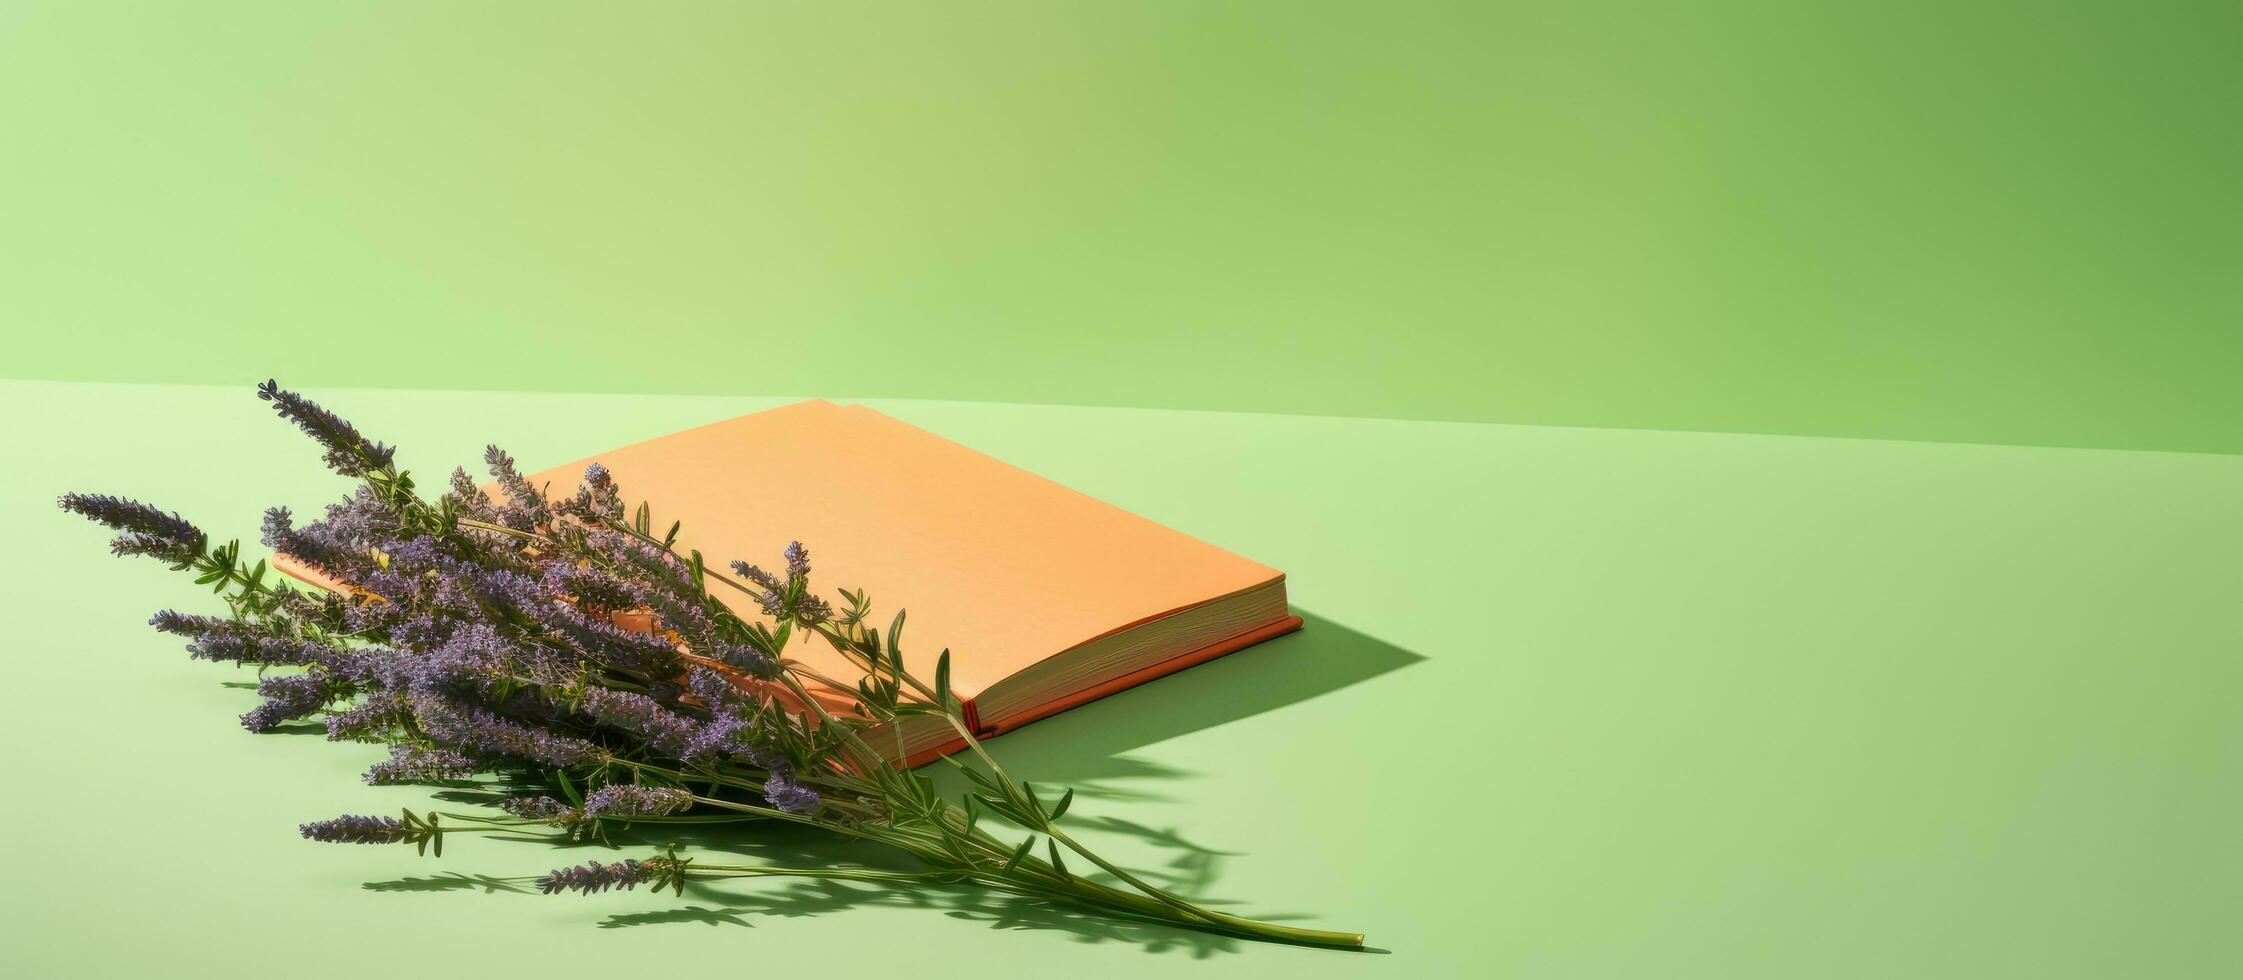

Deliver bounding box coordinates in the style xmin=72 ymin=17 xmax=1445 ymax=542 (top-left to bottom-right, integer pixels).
xmin=970 ymin=610 xmax=1425 ymax=790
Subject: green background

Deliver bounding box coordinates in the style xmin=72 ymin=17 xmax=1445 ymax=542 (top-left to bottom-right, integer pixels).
xmin=2 ymin=2 xmax=2238 ymax=976
xmin=3 ymin=1 xmax=2240 ymax=453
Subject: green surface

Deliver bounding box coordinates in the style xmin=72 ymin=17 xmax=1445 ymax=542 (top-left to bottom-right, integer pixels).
xmin=3 ymin=380 xmax=2236 ymax=976
xmin=4 ymin=3 xmax=2242 ymax=453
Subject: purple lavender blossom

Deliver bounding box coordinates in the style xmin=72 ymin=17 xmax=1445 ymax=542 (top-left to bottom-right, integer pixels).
xmin=241 ymin=673 xmax=336 ymax=732
xmin=682 ymin=715 xmax=759 ymax=761
xmin=324 ymin=691 xmax=405 ymax=743
xmin=576 ymin=686 xmax=698 ymax=757
xmin=322 ymin=486 xmax=404 ymax=545
xmin=257 ymin=380 xmax=396 ymax=477
xmin=711 ymin=641 xmax=778 ymax=679
xmin=729 ymin=560 xmax=783 ymax=593
xmin=382 ymin=614 xmax=453 ymax=650
xmin=184 ymin=630 xmax=341 ymax=667
xmin=582 ymin=784 xmax=692 ymax=819
xmin=755 ymin=588 xmax=788 ymax=619
xmin=58 ymin=492 xmax=206 ymax=562
xmin=444 ymin=466 xmax=503 ymax=523
xmin=762 ymin=770 xmax=821 ymax=815
xmin=499 ymin=796 xmax=581 ymax=824
xmin=794 ymin=593 xmax=832 ymax=626
xmin=149 ymin=609 xmax=228 ymax=637
xmin=259 ymin=505 xmax=372 ymax=575
xmin=483 ymin=444 xmax=548 ymax=529
xmin=559 ymin=462 xmax=624 ymax=521
xmin=783 ymin=541 xmax=811 ymax=578
xmin=258 ymin=506 xmax=293 ymax=549
xmin=300 ymin=814 xmax=408 ymax=844
xmin=528 ymin=573 xmax=683 ymax=675
xmin=687 ymin=665 xmax=753 ymax=715
xmin=539 ymin=561 xmax=640 ymax=616
xmin=583 ymin=531 xmax=714 ymax=645
xmin=363 ymin=745 xmax=478 ymax=785
xmin=372 ymin=536 xmax=545 ymax=620
xmin=536 ymin=858 xmax=663 ymax=896
xmin=412 ymin=694 xmax=598 ymax=768
xmin=58 ymin=493 xmax=204 ymax=546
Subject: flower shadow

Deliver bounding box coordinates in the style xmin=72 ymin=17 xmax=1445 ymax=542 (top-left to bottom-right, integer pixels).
xmin=598 ymin=876 xmax=1249 ymax=958
xmin=359 ymin=812 xmax=1279 ymax=955
xmin=355 ymin=611 xmax=1413 ymax=954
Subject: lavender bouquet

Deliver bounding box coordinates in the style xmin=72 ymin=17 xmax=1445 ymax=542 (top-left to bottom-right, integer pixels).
xmin=60 ymin=382 xmax=1362 ymax=950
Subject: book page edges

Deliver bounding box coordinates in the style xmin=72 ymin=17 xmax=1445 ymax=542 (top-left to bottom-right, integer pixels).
xmin=895 ymin=614 xmax=1304 ymax=767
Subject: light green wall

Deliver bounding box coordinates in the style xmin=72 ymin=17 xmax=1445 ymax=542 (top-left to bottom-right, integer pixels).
xmin=5 ymin=2 xmax=2238 ymax=453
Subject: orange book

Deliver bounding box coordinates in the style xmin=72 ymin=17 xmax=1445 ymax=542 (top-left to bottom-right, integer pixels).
xmin=278 ymin=400 xmax=1299 ymax=765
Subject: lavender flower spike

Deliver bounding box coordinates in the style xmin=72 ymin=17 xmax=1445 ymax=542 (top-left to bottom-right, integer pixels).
xmin=729 ymin=560 xmax=783 ymax=593
xmin=499 ymin=796 xmax=583 ymax=826
xmin=57 ymin=492 xmax=206 ymax=562
xmin=583 ymin=784 xmax=692 ymax=819
xmin=256 ymin=380 xmax=395 ymax=477
xmin=561 ymin=462 xmax=624 ymax=521
xmin=300 ymin=814 xmax=408 ymax=844
xmin=537 ymin=858 xmax=663 ymax=896
xmin=364 ymin=745 xmax=478 ymax=785
xmin=412 ymin=695 xmax=599 ymax=768
xmin=240 ymin=673 xmax=335 ymax=732
xmin=149 ymin=609 xmax=228 ymax=637
xmin=483 ymin=444 xmax=548 ymax=528
xmin=763 ymin=771 xmax=821 ymax=815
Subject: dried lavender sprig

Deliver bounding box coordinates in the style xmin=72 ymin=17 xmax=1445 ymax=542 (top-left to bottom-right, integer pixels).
xmin=58 ymin=492 xmax=206 ymax=563
xmin=762 ymin=770 xmax=822 ymax=815
xmin=575 ymin=686 xmax=699 ymax=758
xmin=242 ymin=673 xmax=337 ymax=732
xmin=583 ymin=784 xmax=693 ymax=819
xmin=557 ymin=462 xmax=624 ymax=522
xmin=729 ymin=560 xmax=783 ymax=593
xmin=364 ymin=745 xmax=479 ymax=785
xmin=411 ymin=694 xmax=599 ymax=768
xmin=300 ymin=814 xmax=408 ymax=844
xmin=149 ymin=609 xmax=228 ymax=636
xmin=57 ymin=492 xmax=204 ymax=546
xmin=257 ymin=380 xmax=396 ymax=477
xmin=499 ymin=796 xmax=583 ymax=825
xmin=536 ymin=858 xmax=667 ymax=896
xmin=483 ymin=444 xmax=548 ymax=529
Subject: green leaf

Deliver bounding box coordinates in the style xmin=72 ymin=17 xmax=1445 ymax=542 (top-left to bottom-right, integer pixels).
xmin=934 ymin=650 xmax=953 ymax=709
xmin=964 ymin=795 xmax=981 ymax=836
xmin=633 ymin=502 xmax=651 ymax=535
xmin=887 ymin=609 xmax=906 ymax=660
xmin=1000 ymin=836 xmax=1035 ymax=874
xmin=662 ymin=520 xmax=681 ymax=548
xmin=1047 ymin=839 xmax=1070 ymax=880
xmin=1048 ymin=787 xmax=1074 ymax=822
